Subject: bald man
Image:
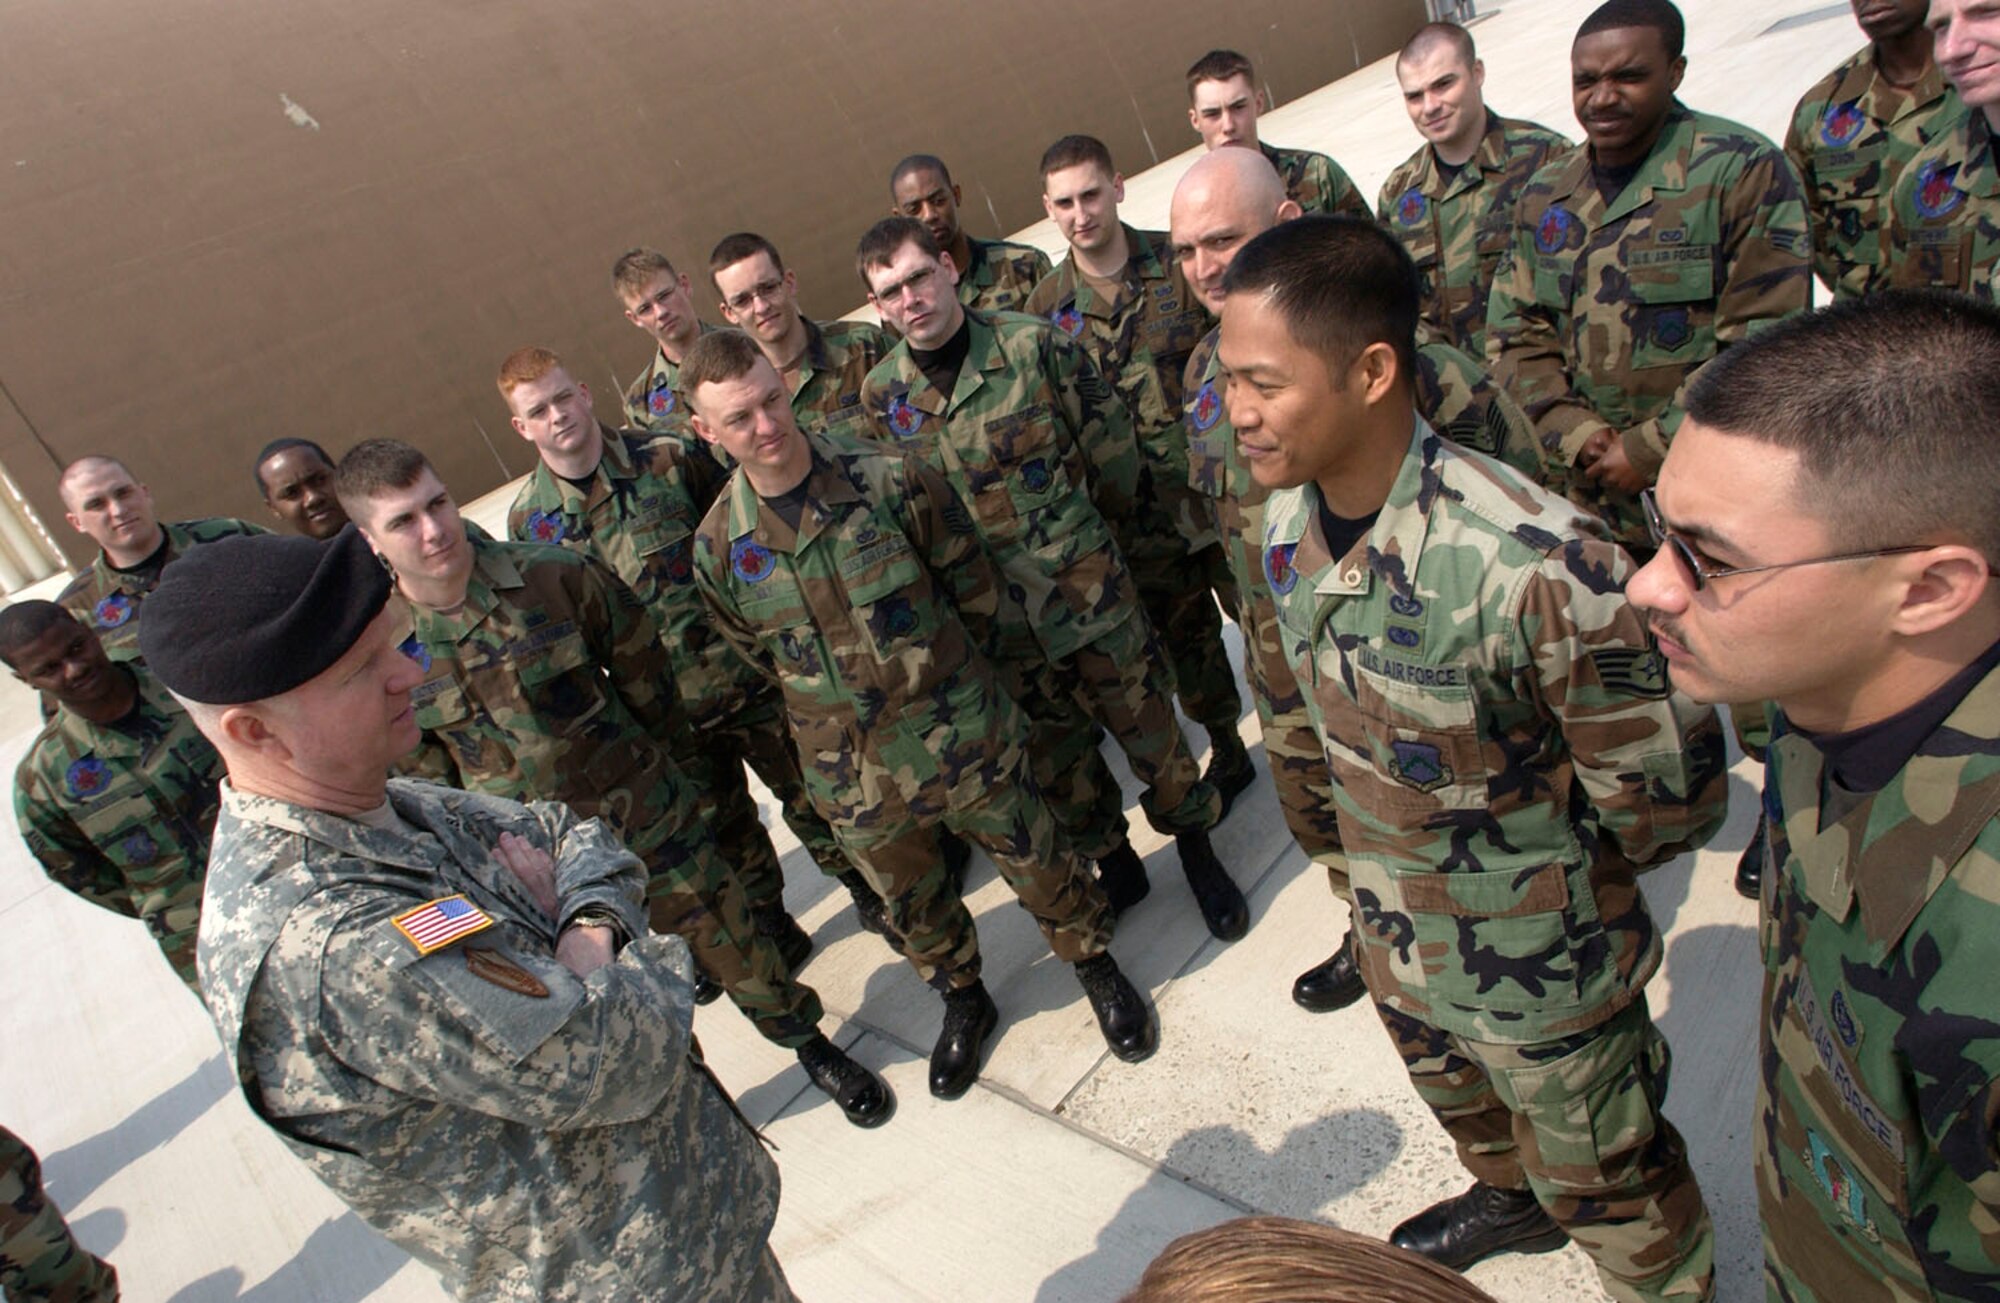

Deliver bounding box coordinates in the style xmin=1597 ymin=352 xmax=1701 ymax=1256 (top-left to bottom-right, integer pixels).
xmin=54 ymin=456 xmax=264 ymax=665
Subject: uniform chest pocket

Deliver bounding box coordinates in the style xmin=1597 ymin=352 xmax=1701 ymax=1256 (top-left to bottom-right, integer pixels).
xmin=510 ymin=631 xmax=609 ymax=733
xmin=1815 ymin=140 xmax=1887 ymax=186
xmin=1530 ymin=256 xmax=1571 ymax=311
xmin=1626 ymin=257 xmax=1717 ymax=371
xmin=1324 ymin=656 xmax=1487 ymax=817
xmin=635 ymin=520 xmax=696 ymax=587
xmin=1387 ymin=859 xmax=1587 ymax=1012
xmin=412 ymin=676 xmax=473 ymax=731
xmin=73 ymin=788 xmax=164 ymax=864
xmin=844 ymin=549 xmax=935 ymax=659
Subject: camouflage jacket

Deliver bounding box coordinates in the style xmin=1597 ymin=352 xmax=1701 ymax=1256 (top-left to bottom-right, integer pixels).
xmin=1378 ymin=113 xmax=1574 ymax=354
xmin=1260 ymin=141 xmax=1370 ymax=219
xmin=1787 ymin=46 xmax=1961 ymax=300
xmin=1264 ymin=419 xmax=1727 ymax=1042
xmin=199 ymin=778 xmax=780 ymax=1302
xmin=692 ymin=441 xmax=1027 ymax=826
xmin=400 ymin=538 xmax=697 ymax=860
xmin=858 ymin=309 xmax=1143 ymax=662
xmin=506 ymin=426 xmax=766 ymax=726
xmin=1185 ymin=324 xmax=1544 ymax=604
xmin=1886 ymin=105 xmax=2000 ymax=299
xmin=13 ymin=667 xmax=221 ymax=984
xmin=1757 ymin=668 xmax=2000 ymax=1299
xmin=956 ymin=237 xmax=1054 ymax=317
xmin=792 ymin=317 xmax=891 ymax=444
xmin=621 ymin=323 xmax=730 ymax=469
xmin=57 ymin=518 xmax=267 ymax=664
xmin=1025 ymin=224 xmax=1217 ymax=554
xmin=1485 ymin=104 xmax=1811 ymax=545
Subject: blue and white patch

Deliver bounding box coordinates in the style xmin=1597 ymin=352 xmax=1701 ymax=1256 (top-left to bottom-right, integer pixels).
xmin=1395 ymin=187 xmax=1428 ymax=227
xmin=1915 ymin=159 xmax=1966 ymax=219
xmin=524 ymin=510 xmax=567 ymax=544
xmin=1265 ymin=542 xmax=1298 ymax=596
xmin=1534 ymin=205 xmax=1576 ymax=255
xmin=885 ymin=394 xmax=924 ymax=439
xmin=1189 ymin=381 xmax=1223 ymax=433
xmin=731 ymin=537 xmax=776 ymax=584
xmin=65 ymin=756 xmax=111 ymax=800
xmin=1052 ymin=305 xmax=1085 ymax=337
xmin=93 ymin=594 xmax=134 ymax=629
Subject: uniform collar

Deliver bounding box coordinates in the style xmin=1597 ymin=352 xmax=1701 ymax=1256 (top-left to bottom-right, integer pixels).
xmin=1413 ymin=110 xmax=1516 ymax=199
xmin=413 ymin=537 xmax=524 ymax=644
xmin=1829 ymin=45 xmax=1950 ymax=122
xmin=220 ymin=778 xmax=443 ymax=873
xmin=1774 ymin=661 xmax=2000 ymax=954
xmin=1046 ymin=224 xmax=1172 ymax=321
xmin=798 ymin=317 xmax=836 ymax=384
xmin=723 ymin=444 xmax=862 ymax=553
xmin=51 ymin=666 xmax=174 ymax=760
xmin=1267 ymin=415 xmax=1438 ymax=603
xmin=885 ymin=310 xmax=1004 ymax=417
xmin=1544 ymin=103 xmax=1696 ymax=224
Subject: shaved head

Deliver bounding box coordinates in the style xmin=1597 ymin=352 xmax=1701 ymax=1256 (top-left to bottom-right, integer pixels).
xmin=1176 ymin=145 xmax=1290 ymax=216
xmin=1170 ymin=148 xmax=1301 ymax=313
xmin=57 ymin=455 xmax=134 ymax=509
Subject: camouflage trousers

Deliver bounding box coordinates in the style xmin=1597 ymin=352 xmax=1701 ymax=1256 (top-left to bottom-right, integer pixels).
xmin=1377 ymin=997 xmax=1715 ymax=1303
xmin=0 ymin=1125 xmax=118 ymax=1303
xmin=833 ymin=708 xmax=1112 ymax=992
xmin=154 ymin=924 xmax=202 ymax=992
xmin=1025 ymin=611 xmax=1222 ymax=859
xmin=1129 ymin=542 xmax=1244 ymax=738
xmin=639 ymin=824 xmax=825 ymax=1050
xmin=687 ymin=693 xmax=855 ymax=915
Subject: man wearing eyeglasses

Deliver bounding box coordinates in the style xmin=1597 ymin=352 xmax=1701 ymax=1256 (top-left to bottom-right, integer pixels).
xmin=1627 ymin=290 xmax=2000 ymax=1301
xmin=708 ymin=232 xmax=890 ymax=447
xmin=612 ymin=247 xmax=720 ymax=452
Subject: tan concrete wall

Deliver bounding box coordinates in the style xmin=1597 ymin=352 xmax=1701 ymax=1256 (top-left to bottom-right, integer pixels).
xmin=0 ymin=0 xmax=1427 ymax=542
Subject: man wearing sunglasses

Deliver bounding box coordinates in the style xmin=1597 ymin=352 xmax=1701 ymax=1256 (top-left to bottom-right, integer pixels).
xmin=1627 ymin=290 xmax=2000 ymax=1300
xmin=709 ymin=232 xmax=889 ymax=447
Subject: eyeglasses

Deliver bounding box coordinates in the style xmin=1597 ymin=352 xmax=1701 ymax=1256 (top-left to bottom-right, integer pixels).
xmin=871 ymin=265 xmax=937 ymax=304
xmin=723 ymin=277 xmax=788 ymax=314
xmin=1641 ymin=488 xmax=1931 ymax=591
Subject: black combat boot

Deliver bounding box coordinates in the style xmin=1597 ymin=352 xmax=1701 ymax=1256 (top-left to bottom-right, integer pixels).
xmin=1291 ymin=928 xmax=1366 ymax=1013
xmin=1176 ymin=830 xmax=1249 ymax=940
xmin=797 ymin=1035 xmax=895 ymax=1129
xmin=753 ymin=903 xmax=813 ymax=971
xmin=836 ymin=870 xmax=892 ymax=939
xmin=692 ymin=969 xmax=723 ymax=1005
xmin=929 ymin=981 xmax=999 ymax=1100
xmin=1735 ymin=814 xmax=1766 ymax=900
xmin=1074 ymin=953 xmax=1157 ymax=1063
xmin=1204 ymin=729 xmax=1257 ymax=821
xmin=1389 ymin=1181 xmax=1569 ymax=1271
xmin=939 ymin=829 xmax=973 ymax=894
xmin=1094 ymin=840 xmax=1150 ymax=915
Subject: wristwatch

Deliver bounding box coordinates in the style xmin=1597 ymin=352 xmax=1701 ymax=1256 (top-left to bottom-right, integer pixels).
xmin=563 ymin=907 xmax=630 ymax=949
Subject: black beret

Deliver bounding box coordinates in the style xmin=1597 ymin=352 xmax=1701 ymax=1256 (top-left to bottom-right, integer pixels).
xmin=140 ymin=525 xmax=391 ymax=704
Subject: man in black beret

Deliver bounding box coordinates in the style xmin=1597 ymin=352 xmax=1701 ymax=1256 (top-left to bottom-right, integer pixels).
xmin=142 ymin=528 xmax=795 ymax=1301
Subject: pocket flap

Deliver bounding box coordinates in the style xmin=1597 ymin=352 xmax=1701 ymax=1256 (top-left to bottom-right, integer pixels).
xmin=1400 ymin=861 xmax=1570 ymax=918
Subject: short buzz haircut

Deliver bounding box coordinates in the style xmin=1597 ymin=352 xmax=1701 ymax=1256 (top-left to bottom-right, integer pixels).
xmin=889 ymin=153 xmax=952 ymax=195
xmin=678 ymin=329 xmax=768 ymax=412
xmin=610 ymin=247 xmax=678 ymax=300
xmin=1399 ymin=21 xmax=1477 ymax=68
xmin=1039 ymin=134 xmax=1116 ymax=182
xmin=495 ymin=346 xmax=565 ymax=400
xmin=855 ymin=216 xmax=942 ymax=290
xmin=1220 ymin=215 xmax=1421 ymax=386
xmin=252 ymin=438 xmax=332 ymax=495
xmin=1685 ymin=290 xmax=2000 ymax=563
xmin=334 ymin=438 xmax=435 ymax=512
xmin=1122 ymin=1216 xmax=1500 ymax=1303
xmin=1186 ymin=49 xmax=1256 ymax=100
xmin=56 ymin=455 xmax=135 ymax=505
xmin=0 ymin=601 xmax=81 ymax=669
xmin=708 ymin=232 xmax=785 ymax=288
xmin=1576 ymin=0 xmax=1686 ymax=60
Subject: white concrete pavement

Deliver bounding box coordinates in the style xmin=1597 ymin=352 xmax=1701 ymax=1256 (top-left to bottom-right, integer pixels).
xmin=5 ymin=0 xmax=1862 ymax=1298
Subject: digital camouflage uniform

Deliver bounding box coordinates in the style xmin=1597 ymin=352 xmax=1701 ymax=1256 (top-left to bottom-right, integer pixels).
xmin=789 ymin=317 xmax=891 ymax=444
xmin=1024 ymin=224 xmax=1242 ymax=749
xmin=1757 ymin=667 xmax=2000 ymax=1300
xmin=860 ymin=310 xmax=1219 ymax=859
xmin=507 ymin=426 xmax=851 ymax=914
xmin=1485 ymin=104 xmax=1812 ymax=546
xmin=0 ymin=1124 xmax=117 ymax=1303
xmin=1885 ymin=106 xmax=2000 ymax=299
xmin=693 ymin=441 xmax=1111 ymax=990
xmin=1259 ymin=141 xmax=1370 ymax=219
xmin=200 ymin=779 xmax=788 ymax=1303
xmin=56 ymin=518 xmax=266 ymax=664
xmin=1264 ymin=420 xmax=1728 ymax=1303
xmin=14 ymin=666 xmax=222 ymax=986
xmin=955 ymin=237 xmax=1053 ymax=317
xmin=1378 ymin=113 xmax=1574 ymax=354
xmin=399 ymin=536 xmax=824 ymax=1048
xmin=1184 ymin=323 xmax=1543 ymax=886
xmin=1787 ymin=46 xmax=1961 ymax=300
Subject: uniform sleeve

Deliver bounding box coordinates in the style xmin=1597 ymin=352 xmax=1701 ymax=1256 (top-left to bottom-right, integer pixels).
xmin=1484 ymin=218 xmax=1619 ymax=481
xmin=14 ymin=769 xmax=139 ymax=919
xmin=677 ymin=439 xmax=729 ymax=514
xmin=691 ymin=531 xmax=785 ymax=691
xmin=1048 ymin=332 xmax=1142 ymax=531
xmin=315 ymin=902 xmax=700 ymax=1131
xmin=1783 ymin=95 xmax=1840 ymax=295
xmin=1323 ymin=157 xmax=1372 ymax=221
xmin=1618 ymin=148 xmax=1812 ymax=477
xmin=504 ymin=484 xmax=534 ymax=542
xmin=575 ymin=558 xmax=688 ymax=742
xmin=1519 ymin=537 xmax=1729 ymax=866
xmin=528 ymin=797 xmax=651 ymax=936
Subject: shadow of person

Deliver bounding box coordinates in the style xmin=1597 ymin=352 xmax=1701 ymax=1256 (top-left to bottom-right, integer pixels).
xmin=162 ymin=1212 xmax=415 ymax=1302
xmin=1033 ymin=1110 xmax=1405 ymax=1303
xmin=43 ymin=1054 xmax=231 ymax=1205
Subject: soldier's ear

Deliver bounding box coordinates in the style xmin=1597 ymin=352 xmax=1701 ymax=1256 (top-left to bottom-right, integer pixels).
xmin=1887 ymin=546 xmax=1996 ymax=640
xmin=688 ymin=412 xmax=720 ymax=447
xmin=1667 ymin=57 xmax=1686 ymax=92
xmin=216 ymin=703 xmax=284 ymax=755
xmin=1276 ymin=199 xmax=1303 ymax=224
xmin=1352 ymin=341 xmax=1401 ymax=406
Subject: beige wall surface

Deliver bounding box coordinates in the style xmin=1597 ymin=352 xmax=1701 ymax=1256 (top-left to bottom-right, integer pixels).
xmin=0 ymin=0 xmax=1426 ymax=541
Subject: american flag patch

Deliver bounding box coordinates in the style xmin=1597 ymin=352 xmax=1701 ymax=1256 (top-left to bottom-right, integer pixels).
xmin=392 ymin=894 xmax=495 ymax=955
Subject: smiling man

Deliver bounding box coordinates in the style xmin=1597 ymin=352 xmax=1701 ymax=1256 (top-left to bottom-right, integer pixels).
xmin=1485 ymin=0 xmax=1810 ymax=548
xmin=1885 ymin=0 xmax=2000 ymax=297
xmin=254 ymin=438 xmax=349 ymax=539
xmin=1626 ymin=290 xmax=2000 ymax=1301
xmin=53 ymin=455 xmax=265 ymax=666
xmin=1787 ymin=0 xmax=1959 ymax=299
xmin=1231 ymin=215 xmax=1726 ymax=1299
xmin=1379 ymin=23 xmax=1571 ymax=354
